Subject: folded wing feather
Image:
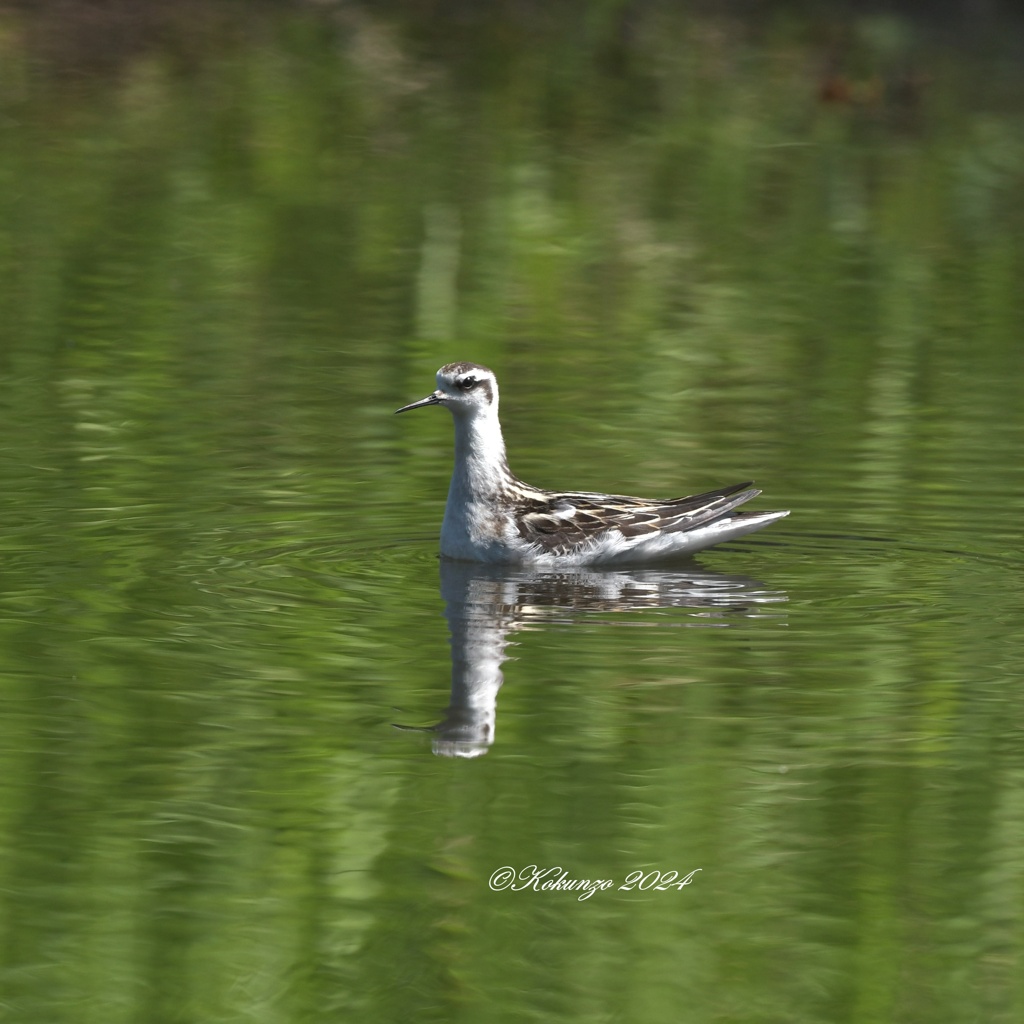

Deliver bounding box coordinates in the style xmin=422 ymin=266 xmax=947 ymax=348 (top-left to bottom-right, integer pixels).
xmin=515 ymin=481 xmax=760 ymax=553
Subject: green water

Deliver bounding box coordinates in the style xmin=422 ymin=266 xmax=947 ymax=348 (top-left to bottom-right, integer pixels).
xmin=2 ymin=3 xmax=1024 ymax=1021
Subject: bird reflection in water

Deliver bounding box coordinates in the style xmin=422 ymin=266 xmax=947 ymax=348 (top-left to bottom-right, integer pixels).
xmin=395 ymin=560 xmax=788 ymax=758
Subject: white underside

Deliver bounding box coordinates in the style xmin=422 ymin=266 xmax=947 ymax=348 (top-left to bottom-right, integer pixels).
xmin=433 ymin=393 xmax=788 ymax=567
xmin=440 ymin=509 xmax=790 ymax=566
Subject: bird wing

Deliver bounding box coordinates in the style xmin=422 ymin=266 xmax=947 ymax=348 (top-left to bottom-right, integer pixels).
xmin=514 ymin=481 xmax=761 ymax=553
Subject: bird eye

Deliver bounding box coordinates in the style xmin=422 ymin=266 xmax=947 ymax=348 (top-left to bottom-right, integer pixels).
xmin=458 ymin=377 xmax=477 ymax=390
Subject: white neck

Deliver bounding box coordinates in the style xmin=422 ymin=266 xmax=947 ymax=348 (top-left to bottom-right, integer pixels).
xmin=448 ymin=406 xmax=514 ymax=501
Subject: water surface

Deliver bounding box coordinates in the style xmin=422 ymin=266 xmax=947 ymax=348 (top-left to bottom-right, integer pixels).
xmin=1 ymin=4 xmax=1024 ymax=1022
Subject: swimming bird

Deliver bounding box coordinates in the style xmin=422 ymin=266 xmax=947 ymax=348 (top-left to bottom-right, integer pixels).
xmin=396 ymin=362 xmax=788 ymax=565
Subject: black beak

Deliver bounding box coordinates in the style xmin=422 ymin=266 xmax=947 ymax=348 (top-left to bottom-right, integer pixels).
xmin=395 ymin=393 xmax=444 ymax=414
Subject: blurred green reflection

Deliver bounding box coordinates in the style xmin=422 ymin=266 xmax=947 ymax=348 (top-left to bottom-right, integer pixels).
xmin=1 ymin=3 xmax=1024 ymax=1023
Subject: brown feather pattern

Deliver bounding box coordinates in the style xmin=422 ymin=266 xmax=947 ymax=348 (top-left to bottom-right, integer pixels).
xmin=501 ymin=480 xmax=761 ymax=555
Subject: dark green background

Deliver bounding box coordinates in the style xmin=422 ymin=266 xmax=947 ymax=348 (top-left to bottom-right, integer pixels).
xmin=1 ymin=3 xmax=1023 ymax=1021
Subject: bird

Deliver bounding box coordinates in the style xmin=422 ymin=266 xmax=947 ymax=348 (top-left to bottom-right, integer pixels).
xmin=395 ymin=362 xmax=789 ymax=565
